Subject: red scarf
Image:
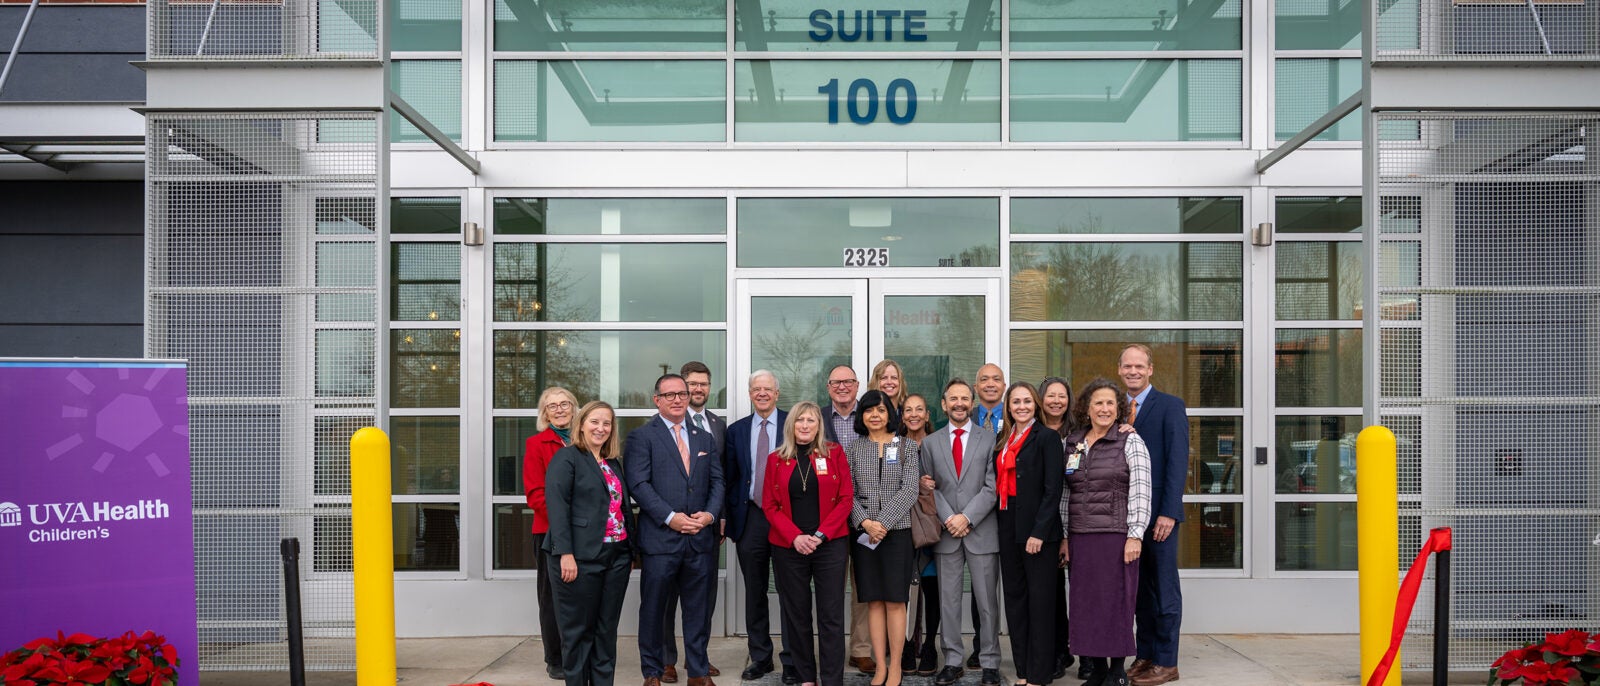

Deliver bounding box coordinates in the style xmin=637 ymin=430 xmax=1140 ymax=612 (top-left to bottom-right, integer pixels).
xmin=995 ymin=423 xmax=1032 ymax=510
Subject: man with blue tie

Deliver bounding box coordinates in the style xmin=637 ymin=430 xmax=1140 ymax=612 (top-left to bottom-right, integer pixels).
xmin=1119 ymin=345 xmax=1188 ymax=686
xmin=627 ymin=374 xmax=725 ymax=686
xmin=723 ymin=370 xmax=795 ymax=683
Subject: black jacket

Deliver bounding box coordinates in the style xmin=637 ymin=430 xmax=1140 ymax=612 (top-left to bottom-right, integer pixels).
xmin=543 ymin=445 xmax=638 ymax=561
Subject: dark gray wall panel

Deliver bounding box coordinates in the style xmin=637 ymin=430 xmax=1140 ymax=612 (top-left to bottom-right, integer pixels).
xmin=0 ymin=6 xmax=144 ymax=102
xmin=0 ymin=181 xmax=144 ymax=358
xmin=0 ymin=181 xmax=144 ymax=235
xmin=0 ymin=325 xmax=142 ymax=358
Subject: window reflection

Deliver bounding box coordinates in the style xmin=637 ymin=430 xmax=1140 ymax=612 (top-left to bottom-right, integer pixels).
xmin=394 ymin=503 xmax=459 ymax=571
xmin=1275 ymin=502 xmax=1357 ymax=571
xmin=1012 ymin=197 xmax=1243 ymax=235
xmin=1011 ymin=60 xmax=1242 ymax=142
xmin=738 ymin=198 xmax=999 ymax=267
xmin=1274 ymin=416 xmax=1359 ymax=495
xmin=495 ymin=61 xmax=725 ymax=142
xmin=1179 ymin=501 xmax=1240 ymax=569
xmin=1275 ymin=329 xmax=1362 ymax=407
xmin=1188 ymin=416 xmax=1243 ymax=495
xmin=494 ymin=243 xmax=725 ymax=322
xmin=390 ymin=416 xmax=461 ymax=495
xmin=1011 ymin=243 xmax=1243 ymax=321
xmin=493 ymin=330 xmax=725 ymax=409
xmin=1012 ymin=0 xmax=1242 ymax=51
xmin=392 ymin=329 xmax=461 ymax=408
xmin=494 ymin=0 xmax=725 ymax=51
xmin=1009 ymin=329 xmax=1242 ymax=408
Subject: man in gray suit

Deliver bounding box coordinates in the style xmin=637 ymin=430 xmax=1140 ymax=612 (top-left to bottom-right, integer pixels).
xmin=919 ymin=378 xmax=1002 ymax=686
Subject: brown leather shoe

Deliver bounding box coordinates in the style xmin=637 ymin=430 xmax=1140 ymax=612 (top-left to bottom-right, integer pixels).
xmin=643 ymin=678 xmax=661 ymax=686
xmin=850 ymin=657 xmax=877 ymax=674
xmin=707 ymin=664 xmax=721 ymax=677
xmin=662 ymin=665 xmax=679 ymax=683
xmin=1130 ymin=664 xmax=1179 ymax=686
xmin=1127 ymin=659 xmax=1154 ymax=679
xmin=687 ymin=677 xmax=716 ymax=686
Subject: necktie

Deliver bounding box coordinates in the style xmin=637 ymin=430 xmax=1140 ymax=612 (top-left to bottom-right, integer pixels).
xmin=693 ymin=413 xmax=706 ymax=431
xmin=1129 ymin=398 xmax=1140 ymax=424
xmin=753 ymin=419 xmax=770 ymax=504
xmin=673 ymin=424 xmax=690 ymax=473
xmin=952 ymin=428 xmax=965 ymax=476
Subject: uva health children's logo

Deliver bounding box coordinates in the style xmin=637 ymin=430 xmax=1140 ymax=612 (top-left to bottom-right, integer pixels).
xmin=0 ymin=498 xmax=172 ymax=543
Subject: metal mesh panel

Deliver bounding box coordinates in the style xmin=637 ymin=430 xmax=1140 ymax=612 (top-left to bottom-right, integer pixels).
xmin=147 ymin=112 xmax=378 ymax=671
xmin=1376 ymin=111 xmax=1600 ymax=670
xmin=1376 ymin=0 xmax=1600 ymax=60
xmin=147 ymin=0 xmax=378 ymax=60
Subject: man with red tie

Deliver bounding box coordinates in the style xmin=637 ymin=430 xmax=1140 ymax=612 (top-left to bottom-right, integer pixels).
xmin=918 ymin=379 xmax=1002 ymax=686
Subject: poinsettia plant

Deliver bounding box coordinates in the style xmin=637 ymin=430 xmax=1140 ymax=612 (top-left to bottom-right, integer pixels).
xmin=1488 ymin=629 xmax=1600 ymax=685
xmin=1 ymin=631 xmax=179 ymax=686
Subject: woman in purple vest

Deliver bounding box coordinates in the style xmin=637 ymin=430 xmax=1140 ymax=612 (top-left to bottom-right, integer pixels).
xmin=1058 ymin=378 xmax=1152 ymax=686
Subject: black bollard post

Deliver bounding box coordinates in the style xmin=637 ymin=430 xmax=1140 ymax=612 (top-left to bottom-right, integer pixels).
xmin=282 ymin=538 xmax=306 ymax=686
xmin=1432 ymin=547 xmax=1450 ymax=686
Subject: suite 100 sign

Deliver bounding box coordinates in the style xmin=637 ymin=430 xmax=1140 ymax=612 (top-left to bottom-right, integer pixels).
xmin=810 ymin=9 xmax=929 ymax=125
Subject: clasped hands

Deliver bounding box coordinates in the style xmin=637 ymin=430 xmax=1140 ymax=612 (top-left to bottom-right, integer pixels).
xmin=860 ymin=519 xmax=888 ymax=544
xmin=669 ymin=511 xmax=715 ymax=534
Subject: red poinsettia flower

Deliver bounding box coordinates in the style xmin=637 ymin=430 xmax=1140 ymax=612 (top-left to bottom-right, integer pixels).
xmin=2 ymin=651 xmax=49 ymax=681
xmin=1544 ymin=661 xmax=1578 ymax=683
xmin=45 ymin=656 xmax=114 ymax=686
xmin=126 ymin=655 xmax=160 ymax=684
xmin=21 ymin=635 xmax=59 ymax=652
xmin=1541 ymin=629 xmax=1591 ymax=657
xmin=60 ymin=633 xmax=99 ymax=649
xmin=1587 ymin=632 xmax=1600 ymax=653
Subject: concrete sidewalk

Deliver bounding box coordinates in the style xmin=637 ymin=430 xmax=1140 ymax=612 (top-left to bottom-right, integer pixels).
xmin=197 ymin=634 xmax=1486 ymax=686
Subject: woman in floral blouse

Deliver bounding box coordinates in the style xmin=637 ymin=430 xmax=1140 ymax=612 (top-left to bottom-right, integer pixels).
xmin=545 ymin=400 xmax=636 ymax=686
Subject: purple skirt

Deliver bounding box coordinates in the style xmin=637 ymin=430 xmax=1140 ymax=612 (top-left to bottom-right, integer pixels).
xmin=1067 ymin=532 xmax=1139 ymax=658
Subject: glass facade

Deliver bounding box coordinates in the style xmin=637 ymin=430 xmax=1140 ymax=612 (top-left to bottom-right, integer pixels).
xmin=354 ymin=0 xmax=1372 ymax=633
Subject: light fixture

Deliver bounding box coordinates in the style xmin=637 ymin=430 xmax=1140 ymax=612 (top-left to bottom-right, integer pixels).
xmin=462 ymin=221 xmax=484 ymax=246
xmin=1251 ymin=222 xmax=1274 ymax=247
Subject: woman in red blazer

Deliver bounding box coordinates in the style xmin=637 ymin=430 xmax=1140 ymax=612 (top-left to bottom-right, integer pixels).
xmin=523 ymin=385 xmax=578 ymax=680
xmin=763 ymin=400 xmax=854 ymax=686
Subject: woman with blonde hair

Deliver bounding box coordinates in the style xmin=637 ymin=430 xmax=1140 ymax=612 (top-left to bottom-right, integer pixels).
xmin=523 ymin=385 xmax=579 ymax=679
xmin=764 ymin=401 xmax=854 ymax=686
xmin=545 ymin=401 xmax=636 ymax=686
xmin=868 ymin=359 xmax=908 ymax=410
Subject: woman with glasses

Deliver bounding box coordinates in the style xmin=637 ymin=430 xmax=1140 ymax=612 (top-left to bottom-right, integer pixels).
xmin=546 ymin=400 xmax=636 ymax=686
xmin=524 ymin=386 xmax=578 ymax=680
xmin=765 ymin=401 xmax=854 ymax=686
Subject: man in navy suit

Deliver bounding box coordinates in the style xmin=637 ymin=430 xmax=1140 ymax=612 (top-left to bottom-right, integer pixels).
xmin=626 ymin=374 xmax=725 ymax=686
xmin=660 ymin=361 xmax=728 ymax=683
xmin=723 ymin=370 xmax=794 ymax=682
xmin=1120 ymin=345 xmax=1189 ymax=686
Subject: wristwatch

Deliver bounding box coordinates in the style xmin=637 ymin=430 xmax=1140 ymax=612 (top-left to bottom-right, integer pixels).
xmin=813 ymin=530 xmax=828 ymax=542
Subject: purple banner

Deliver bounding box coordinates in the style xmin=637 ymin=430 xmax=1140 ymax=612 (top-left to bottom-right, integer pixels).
xmin=0 ymin=360 xmax=197 ymax=686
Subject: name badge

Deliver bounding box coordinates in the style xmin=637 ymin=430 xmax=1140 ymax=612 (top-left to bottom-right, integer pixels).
xmin=885 ymin=446 xmax=899 ymax=465
xmin=815 ymin=458 xmax=829 ymax=475
xmin=1064 ymin=454 xmax=1081 ymax=474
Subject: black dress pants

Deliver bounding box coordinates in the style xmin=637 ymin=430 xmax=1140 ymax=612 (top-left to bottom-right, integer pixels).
xmin=551 ymin=542 xmax=632 ymax=686
xmin=735 ymin=503 xmax=793 ymax=668
xmin=532 ymin=535 xmax=563 ymax=669
xmin=997 ymin=509 xmax=1059 ymax=684
xmin=773 ymin=538 xmax=848 ymax=686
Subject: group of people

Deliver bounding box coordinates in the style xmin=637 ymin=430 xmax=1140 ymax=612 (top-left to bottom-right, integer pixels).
xmin=522 ymin=346 xmax=1190 ymax=686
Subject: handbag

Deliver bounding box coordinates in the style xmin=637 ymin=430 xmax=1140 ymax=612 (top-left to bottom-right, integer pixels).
xmin=909 ymin=480 xmax=942 ymax=548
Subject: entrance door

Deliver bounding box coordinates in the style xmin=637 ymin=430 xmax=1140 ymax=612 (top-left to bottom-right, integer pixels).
xmin=728 ymin=276 xmax=1000 ymax=632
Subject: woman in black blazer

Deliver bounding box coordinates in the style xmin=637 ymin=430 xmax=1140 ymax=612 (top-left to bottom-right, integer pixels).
xmin=992 ymin=382 xmax=1066 ymax=686
xmin=545 ymin=400 xmax=637 ymax=686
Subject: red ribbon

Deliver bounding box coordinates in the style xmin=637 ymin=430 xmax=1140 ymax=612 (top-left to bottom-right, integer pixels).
xmin=1366 ymin=527 xmax=1453 ymax=686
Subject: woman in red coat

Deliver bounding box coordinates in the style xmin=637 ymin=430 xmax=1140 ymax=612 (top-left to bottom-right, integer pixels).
xmin=523 ymin=385 xmax=578 ymax=680
xmin=763 ymin=400 xmax=854 ymax=686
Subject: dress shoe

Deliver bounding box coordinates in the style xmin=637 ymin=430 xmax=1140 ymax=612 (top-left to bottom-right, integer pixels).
xmin=916 ymin=650 xmax=939 ymax=676
xmin=980 ymin=668 xmax=1001 ymax=686
xmin=708 ymin=665 xmax=722 ymax=678
xmin=781 ymin=665 xmax=800 ymax=684
xmin=966 ymin=649 xmax=980 ymax=669
xmin=687 ymin=677 xmax=717 ymax=686
xmin=662 ymin=665 xmax=679 ymax=683
xmin=643 ymin=677 xmax=661 ymax=686
xmin=1129 ymin=665 xmax=1178 ymax=686
xmin=934 ymin=666 xmax=964 ymax=686
xmin=850 ymin=657 xmax=877 ymax=674
xmin=546 ymin=664 xmax=565 ymax=680
xmin=1077 ymin=662 xmax=1094 ymax=680
xmin=1051 ymin=654 xmax=1073 ymax=680
xmin=741 ymin=660 xmax=775 ymax=681
xmin=1126 ymin=659 xmax=1153 ymax=679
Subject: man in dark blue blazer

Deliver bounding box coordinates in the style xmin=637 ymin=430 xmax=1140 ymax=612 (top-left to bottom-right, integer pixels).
xmin=1120 ymin=345 xmax=1189 ymax=686
xmin=626 ymin=374 xmax=725 ymax=686
xmin=722 ymin=370 xmax=793 ymax=682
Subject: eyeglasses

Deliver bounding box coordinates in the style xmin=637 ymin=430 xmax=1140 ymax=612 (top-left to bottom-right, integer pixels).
xmin=656 ymin=391 xmax=690 ymax=400
xmin=543 ymin=400 xmax=575 ymax=411
xmin=686 ymin=381 xmax=711 ymax=389
xmin=827 ymin=379 xmax=858 ymax=388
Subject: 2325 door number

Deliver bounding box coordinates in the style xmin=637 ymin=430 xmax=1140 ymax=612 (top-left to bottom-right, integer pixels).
xmin=843 ymin=247 xmax=890 ymax=267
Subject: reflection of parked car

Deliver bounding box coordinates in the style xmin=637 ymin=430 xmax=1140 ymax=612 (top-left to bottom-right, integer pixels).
xmin=1282 ymin=437 xmax=1357 ymax=493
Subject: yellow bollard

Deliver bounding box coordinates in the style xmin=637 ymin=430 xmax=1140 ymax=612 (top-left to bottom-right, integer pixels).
xmin=1357 ymin=425 xmax=1399 ymax=686
xmin=351 ymin=427 xmax=396 ymax=686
